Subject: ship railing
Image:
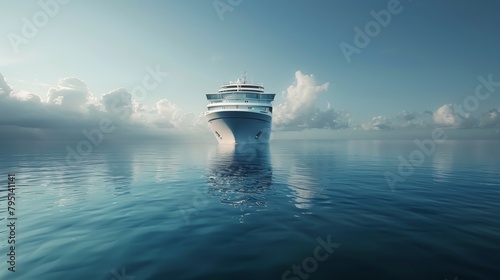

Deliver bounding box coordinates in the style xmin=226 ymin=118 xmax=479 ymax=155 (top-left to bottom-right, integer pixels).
xmin=221 ymin=82 xmax=264 ymax=87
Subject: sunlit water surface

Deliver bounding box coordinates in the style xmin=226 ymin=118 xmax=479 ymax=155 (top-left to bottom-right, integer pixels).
xmin=0 ymin=140 xmax=499 ymax=279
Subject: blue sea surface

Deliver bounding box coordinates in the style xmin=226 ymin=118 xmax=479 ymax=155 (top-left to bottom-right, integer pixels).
xmin=0 ymin=139 xmax=499 ymax=279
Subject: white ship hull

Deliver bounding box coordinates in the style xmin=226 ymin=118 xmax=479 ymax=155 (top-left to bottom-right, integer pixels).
xmin=205 ymin=110 xmax=272 ymax=143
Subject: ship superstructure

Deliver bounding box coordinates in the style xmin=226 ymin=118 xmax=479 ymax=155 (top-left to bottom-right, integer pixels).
xmin=205 ymin=74 xmax=275 ymax=143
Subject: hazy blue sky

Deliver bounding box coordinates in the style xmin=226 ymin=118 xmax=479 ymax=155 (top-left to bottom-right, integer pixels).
xmin=1 ymin=0 xmax=500 ymax=140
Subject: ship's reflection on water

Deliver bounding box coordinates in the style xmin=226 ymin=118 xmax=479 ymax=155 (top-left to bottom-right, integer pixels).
xmin=206 ymin=143 xmax=273 ymax=209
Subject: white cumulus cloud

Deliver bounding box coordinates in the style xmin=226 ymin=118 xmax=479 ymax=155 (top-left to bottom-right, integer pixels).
xmin=0 ymin=72 xmax=207 ymax=140
xmin=0 ymin=73 xmax=12 ymax=96
xmin=9 ymin=90 xmax=41 ymax=103
xmin=153 ymin=99 xmax=206 ymax=129
xmin=47 ymin=77 xmax=92 ymax=112
xmin=153 ymin=99 xmax=179 ymax=128
xmin=479 ymin=108 xmax=500 ymax=128
xmin=101 ymin=88 xmax=134 ymax=117
xmin=362 ymin=105 xmax=483 ymax=130
xmin=273 ymin=71 xmax=350 ymax=130
xmin=362 ymin=111 xmax=434 ymax=130
xmin=433 ymin=104 xmax=477 ymax=128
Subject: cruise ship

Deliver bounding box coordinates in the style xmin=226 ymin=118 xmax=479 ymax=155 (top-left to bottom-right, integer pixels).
xmin=205 ymin=74 xmax=276 ymax=143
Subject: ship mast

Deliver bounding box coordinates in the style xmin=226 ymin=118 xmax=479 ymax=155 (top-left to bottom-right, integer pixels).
xmin=241 ymin=71 xmax=247 ymax=84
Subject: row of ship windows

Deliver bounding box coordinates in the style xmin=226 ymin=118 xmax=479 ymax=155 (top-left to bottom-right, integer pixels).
xmin=221 ymin=85 xmax=263 ymax=88
xmin=209 ymin=100 xmax=270 ymax=104
xmin=208 ymin=106 xmax=273 ymax=112
xmin=219 ymin=89 xmax=263 ymax=93
xmin=206 ymin=93 xmax=275 ymax=100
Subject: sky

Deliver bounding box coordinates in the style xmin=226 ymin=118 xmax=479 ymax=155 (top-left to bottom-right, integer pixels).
xmin=1 ymin=0 xmax=500 ymax=141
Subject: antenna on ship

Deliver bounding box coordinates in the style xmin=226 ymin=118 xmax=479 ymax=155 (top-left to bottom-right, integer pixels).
xmin=241 ymin=71 xmax=247 ymax=84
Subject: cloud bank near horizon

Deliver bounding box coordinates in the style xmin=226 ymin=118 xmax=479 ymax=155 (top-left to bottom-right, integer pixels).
xmin=1 ymin=71 xmax=499 ymax=141
xmin=361 ymin=104 xmax=500 ymax=131
xmin=0 ymin=72 xmax=207 ymax=140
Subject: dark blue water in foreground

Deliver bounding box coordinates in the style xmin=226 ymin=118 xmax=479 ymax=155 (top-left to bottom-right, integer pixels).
xmin=0 ymin=140 xmax=499 ymax=280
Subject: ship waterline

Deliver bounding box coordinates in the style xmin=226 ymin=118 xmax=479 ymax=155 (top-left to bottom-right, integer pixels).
xmin=205 ymin=75 xmax=275 ymax=143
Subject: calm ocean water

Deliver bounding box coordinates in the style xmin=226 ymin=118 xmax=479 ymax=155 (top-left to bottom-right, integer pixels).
xmin=0 ymin=139 xmax=499 ymax=280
